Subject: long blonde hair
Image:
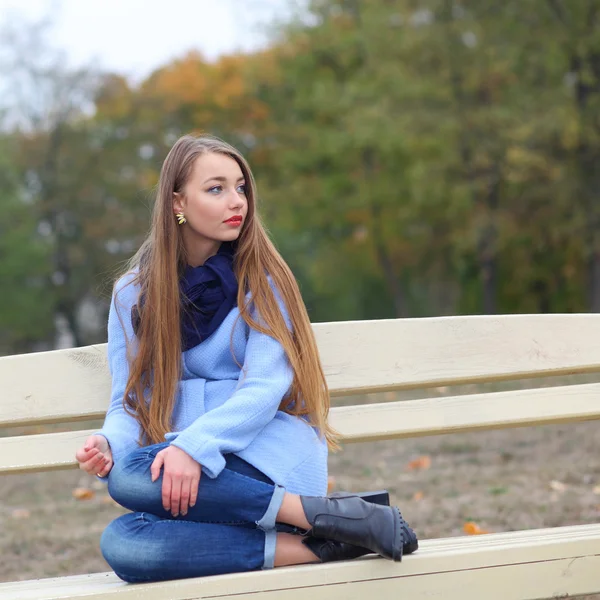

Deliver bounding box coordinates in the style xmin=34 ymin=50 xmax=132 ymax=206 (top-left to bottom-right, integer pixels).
xmin=115 ymin=134 xmax=339 ymax=451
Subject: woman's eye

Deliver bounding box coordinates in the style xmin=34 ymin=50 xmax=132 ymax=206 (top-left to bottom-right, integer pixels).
xmin=208 ymin=185 xmax=222 ymax=194
xmin=237 ymin=184 xmax=246 ymax=195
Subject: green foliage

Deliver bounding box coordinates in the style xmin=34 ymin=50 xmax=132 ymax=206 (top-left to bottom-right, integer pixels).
xmin=2 ymin=0 xmax=600 ymax=352
xmin=0 ymin=137 xmax=55 ymax=352
xmin=251 ymin=0 xmax=600 ymax=318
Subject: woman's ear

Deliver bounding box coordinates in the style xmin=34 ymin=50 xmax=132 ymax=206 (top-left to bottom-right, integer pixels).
xmin=173 ymin=191 xmax=185 ymax=214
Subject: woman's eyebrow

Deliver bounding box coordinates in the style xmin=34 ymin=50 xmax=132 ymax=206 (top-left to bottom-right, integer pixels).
xmin=203 ymin=176 xmax=246 ymax=184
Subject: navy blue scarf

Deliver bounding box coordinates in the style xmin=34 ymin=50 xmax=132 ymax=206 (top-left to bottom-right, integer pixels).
xmin=131 ymin=242 xmax=238 ymax=351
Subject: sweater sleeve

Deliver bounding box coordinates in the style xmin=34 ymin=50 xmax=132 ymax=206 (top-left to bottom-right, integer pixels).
xmin=170 ymin=280 xmax=294 ymax=478
xmin=95 ymin=273 xmax=143 ymax=464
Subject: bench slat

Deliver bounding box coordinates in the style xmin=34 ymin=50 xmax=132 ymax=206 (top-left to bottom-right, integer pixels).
xmin=0 ymin=429 xmax=95 ymax=474
xmin=331 ymin=381 xmax=600 ymax=442
xmin=3 ymin=381 xmax=600 ymax=474
xmin=1 ymin=524 xmax=598 ymax=599
xmin=1 ymin=345 xmax=110 ymax=427
xmin=3 ymin=314 xmax=600 ymax=427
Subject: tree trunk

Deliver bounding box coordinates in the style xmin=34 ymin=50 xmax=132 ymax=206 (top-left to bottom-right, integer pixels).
xmin=61 ymin=304 xmax=84 ymax=348
xmin=587 ymin=249 xmax=600 ymax=312
xmin=373 ymin=231 xmax=407 ymax=317
xmin=362 ymin=147 xmax=407 ymax=317
xmin=478 ymin=167 xmax=501 ymax=314
xmin=38 ymin=122 xmax=82 ymax=347
xmin=480 ymin=249 xmax=498 ymax=314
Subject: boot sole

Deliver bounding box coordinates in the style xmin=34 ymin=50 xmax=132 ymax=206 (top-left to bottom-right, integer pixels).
xmin=392 ymin=507 xmax=404 ymax=561
xmin=356 ymin=492 xmax=417 ymax=557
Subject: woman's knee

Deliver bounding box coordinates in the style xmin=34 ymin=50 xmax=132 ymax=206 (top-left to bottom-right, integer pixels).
xmin=100 ymin=515 xmax=135 ymax=578
xmin=100 ymin=513 xmax=161 ymax=582
xmin=107 ymin=443 xmax=167 ymax=507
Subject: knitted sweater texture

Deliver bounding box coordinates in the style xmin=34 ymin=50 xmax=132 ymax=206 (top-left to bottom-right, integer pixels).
xmin=97 ymin=272 xmax=328 ymax=496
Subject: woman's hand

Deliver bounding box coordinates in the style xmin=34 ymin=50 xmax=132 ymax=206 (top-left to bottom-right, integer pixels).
xmin=75 ymin=434 xmax=113 ymax=477
xmin=150 ymin=445 xmax=201 ymax=517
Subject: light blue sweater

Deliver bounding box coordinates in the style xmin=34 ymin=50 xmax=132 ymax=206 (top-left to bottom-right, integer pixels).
xmin=97 ymin=272 xmax=328 ymax=496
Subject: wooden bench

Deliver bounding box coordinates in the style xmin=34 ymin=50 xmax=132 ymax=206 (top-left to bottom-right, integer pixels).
xmin=1 ymin=314 xmax=600 ymax=599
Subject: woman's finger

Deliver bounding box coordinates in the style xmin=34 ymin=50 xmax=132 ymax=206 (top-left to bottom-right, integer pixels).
xmin=76 ymin=446 xmax=98 ymax=465
xmin=150 ymin=451 xmax=165 ymax=483
xmin=82 ymin=451 xmax=103 ymax=471
xmin=179 ymin=477 xmax=191 ymax=516
xmin=161 ymin=472 xmax=172 ymax=512
xmin=189 ymin=472 xmax=200 ymax=508
xmin=96 ymin=457 xmax=112 ymax=477
xmin=82 ymin=452 xmax=105 ymax=474
xmin=170 ymin=476 xmax=182 ymax=517
xmin=75 ymin=448 xmax=87 ymax=463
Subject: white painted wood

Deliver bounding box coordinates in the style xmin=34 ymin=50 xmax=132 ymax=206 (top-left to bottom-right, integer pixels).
xmin=315 ymin=313 xmax=600 ymax=394
xmin=0 ymin=344 xmax=110 ymax=426
xmin=3 ymin=314 xmax=600 ymax=427
xmin=1 ymin=524 xmax=599 ymax=599
xmin=4 ymin=380 xmax=600 ymax=474
xmin=2 ymin=315 xmax=600 ymax=598
xmin=0 ymin=429 xmax=95 ymax=474
xmin=331 ymin=381 xmax=600 ymax=442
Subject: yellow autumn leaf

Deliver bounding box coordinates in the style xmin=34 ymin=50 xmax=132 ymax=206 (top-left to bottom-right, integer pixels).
xmin=463 ymin=521 xmax=489 ymax=535
xmin=72 ymin=487 xmax=95 ymax=501
xmin=406 ymin=456 xmax=432 ymax=471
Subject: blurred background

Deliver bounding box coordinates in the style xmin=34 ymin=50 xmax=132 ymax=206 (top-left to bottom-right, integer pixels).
xmin=1 ymin=0 xmax=599 ymax=356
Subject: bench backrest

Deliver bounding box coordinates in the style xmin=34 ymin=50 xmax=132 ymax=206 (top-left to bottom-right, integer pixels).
xmin=2 ymin=314 xmax=600 ymax=475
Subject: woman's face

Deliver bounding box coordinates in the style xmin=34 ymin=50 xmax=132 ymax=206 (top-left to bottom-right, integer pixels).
xmin=173 ymin=152 xmax=249 ymax=247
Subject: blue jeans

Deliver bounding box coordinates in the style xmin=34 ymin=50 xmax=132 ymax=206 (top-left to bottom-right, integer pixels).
xmin=100 ymin=442 xmax=289 ymax=583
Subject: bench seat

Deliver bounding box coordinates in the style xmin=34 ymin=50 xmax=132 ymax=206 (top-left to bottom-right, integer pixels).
xmin=2 ymin=524 xmax=599 ymax=600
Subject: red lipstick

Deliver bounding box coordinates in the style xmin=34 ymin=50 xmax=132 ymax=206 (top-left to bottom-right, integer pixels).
xmin=224 ymin=216 xmax=243 ymax=227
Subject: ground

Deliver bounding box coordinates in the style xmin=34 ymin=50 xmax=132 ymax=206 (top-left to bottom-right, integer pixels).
xmin=1 ymin=385 xmax=599 ymax=597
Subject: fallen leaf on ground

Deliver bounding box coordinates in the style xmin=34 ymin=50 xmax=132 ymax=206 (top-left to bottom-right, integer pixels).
xmin=72 ymin=488 xmax=95 ymax=501
xmin=406 ymin=456 xmax=432 ymax=471
xmin=11 ymin=508 xmax=31 ymax=519
xmin=327 ymin=477 xmax=336 ymax=493
xmin=413 ymin=491 xmax=424 ymax=501
xmin=463 ymin=521 xmax=489 ymax=535
xmin=549 ymin=480 xmax=567 ymax=493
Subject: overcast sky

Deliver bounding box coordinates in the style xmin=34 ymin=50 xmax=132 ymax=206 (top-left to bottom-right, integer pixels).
xmin=0 ymin=0 xmax=299 ymax=80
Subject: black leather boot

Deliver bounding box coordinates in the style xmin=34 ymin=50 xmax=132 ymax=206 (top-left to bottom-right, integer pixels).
xmin=302 ymin=536 xmax=374 ymax=562
xmin=300 ymin=494 xmax=410 ymax=561
xmin=301 ymin=490 xmax=418 ymax=562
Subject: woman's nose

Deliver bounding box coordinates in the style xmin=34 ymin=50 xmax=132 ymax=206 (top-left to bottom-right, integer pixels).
xmin=228 ymin=189 xmax=245 ymax=207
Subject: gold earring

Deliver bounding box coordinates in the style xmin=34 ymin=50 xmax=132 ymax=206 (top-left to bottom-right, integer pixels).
xmin=176 ymin=212 xmax=187 ymax=225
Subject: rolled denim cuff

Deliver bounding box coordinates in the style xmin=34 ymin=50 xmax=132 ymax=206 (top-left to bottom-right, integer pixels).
xmin=262 ymin=529 xmax=278 ymax=570
xmin=256 ymin=484 xmax=286 ymax=532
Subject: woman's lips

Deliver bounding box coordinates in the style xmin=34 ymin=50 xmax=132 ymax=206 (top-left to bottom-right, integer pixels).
xmin=224 ymin=216 xmax=243 ymax=226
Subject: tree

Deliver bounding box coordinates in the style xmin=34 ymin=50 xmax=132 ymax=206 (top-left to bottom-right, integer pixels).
xmin=0 ymin=135 xmax=54 ymax=354
xmin=0 ymin=16 xmax=109 ymax=348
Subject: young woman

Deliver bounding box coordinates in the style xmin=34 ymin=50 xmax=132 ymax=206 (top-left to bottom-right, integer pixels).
xmin=75 ymin=134 xmax=417 ymax=583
